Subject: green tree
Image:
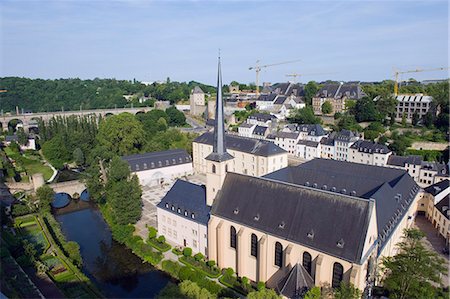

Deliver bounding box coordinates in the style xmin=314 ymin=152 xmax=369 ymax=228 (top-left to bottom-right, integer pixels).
xmin=337 ymin=114 xmax=362 ymax=132
xmin=36 ymin=185 xmax=55 ymax=213
xmin=17 ymin=128 xmax=28 ymax=146
xmin=411 ymin=111 xmax=420 ymax=126
xmin=42 ymin=135 xmax=71 ymax=169
xmin=376 ymin=91 xmax=397 ymax=123
xmin=353 ymin=97 xmax=379 ymax=122
xmin=304 ymin=286 xmax=321 ymax=299
xmin=401 ymin=113 xmax=407 ymax=127
xmin=166 ymin=106 xmax=186 ymax=126
xmin=73 ymin=147 xmax=84 ymax=166
xmin=179 ymin=280 xmax=215 ymax=299
xmin=304 ymin=81 xmax=320 ymax=106
xmin=106 ymin=156 xmax=142 ymax=225
xmin=423 ymin=111 xmax=434 ymax=128
xmin=65 ymin=241 xmax=82 ymax=268
xmin=288 ymin=106 xmax=322 ymax=125
xmin=334 ymin=282 xmax=361 ymax=299
xmin=247 ymin=288 xmax=281 ymax=299
xmin=389 ymin=135 xmax=412 ymax=155
xmin=381 ymin=228 xmax=446 ymax=299
xmin=321 ymin=101 xmax=333 ymax=114
xmin=97 ymin=113 xmax=146 ymax=156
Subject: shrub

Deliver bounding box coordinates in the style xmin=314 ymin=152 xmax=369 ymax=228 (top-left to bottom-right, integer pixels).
xmin=148 ymin=226 xmax=157 ymax=239
xmin=161 ymin=260 xmax=182 ymax=279
xmin=207 ymin=260 xmax=215 ymax=267
xmin=172 ymin=247 xmax=183 ymax=255
xmin=194 ymin=252 xmax=204 ymax=261
xmin=183 ymin=247 xmax=192 ymax=257
xmin=179 ymin=266 xmax=196 ymax=281
xmin=12 ymin=204 xmax=34 ymax=216
xmin=241 ymin=276 xmax=249 ymax=285
xmin=157 ymin=235 xmax=166 ymax=243
xmin=257 ymin=281 xmax=265 ymax=290
xmin=224 ymin=267 xmax=234 ymax=276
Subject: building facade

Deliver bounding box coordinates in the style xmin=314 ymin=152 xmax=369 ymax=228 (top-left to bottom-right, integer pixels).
xmin=190 ymin=86 xmax=206 ymax=116
xmin=395 ymin=94 xmax=433 ymax=120
xmin=312 ymin=83 xmax=366 ymax=115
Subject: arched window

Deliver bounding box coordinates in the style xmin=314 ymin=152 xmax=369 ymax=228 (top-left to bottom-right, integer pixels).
xmin=274 ymin=242 xmax=283 ymax=267
xmin=303 ymin=252 xmax=312 ymax=275
xmin=250 ymin=234 xmax=258 ymax=257
xmin=332 ymin=262 xmax=344 ymax=288
xmin=230 ymin=226 xmax=237 ymax=249
xmin=212 ymin=164 xmax=216 ymax=174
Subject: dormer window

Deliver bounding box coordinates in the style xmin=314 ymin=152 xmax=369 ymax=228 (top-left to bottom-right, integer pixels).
xmin=184 ymin=210 xmax=188 ymax=216
xmin=254 ymin=214 xmax=260 ymax=221
xmin=278 ymin=222 xmax=285 ymax=229
xmin=177 ymin=208 xmax=181 ymax=213
xmin=151 ymin=162 xmax=155 ymax=168
xmin=143 ymin=163 xmax=147 ymax=169
xmin=233 ymin=208 xmax=239 ymax=215
xmin=307 ymin=230 xmax=314 ymax=239
xmin=165 ymin=203 xmax=169 ymax=208
xmin=337 ymin=239 xmax=345 ymax=248
xmin=158 ymin=161 xmax=162 ymax=167
xmin=171 ymin=205 xmax=175 ymax=211
xmin=135 ymin=164 xmax=139 ymax=171
xmin=172 ymin=159 xmax=176 ymax=164
xmin=191 ymin=213 xmax=195 ymax=219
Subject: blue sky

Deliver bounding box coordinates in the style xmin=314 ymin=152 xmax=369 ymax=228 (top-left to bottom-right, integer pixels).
xmin=1 ymin=0 xmax=448 ymax=85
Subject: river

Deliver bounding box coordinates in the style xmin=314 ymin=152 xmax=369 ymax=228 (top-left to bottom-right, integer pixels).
xmin=55 ymin=205 xmax=172 ymax=298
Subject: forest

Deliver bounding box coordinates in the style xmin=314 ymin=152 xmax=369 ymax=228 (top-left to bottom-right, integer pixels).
xmin=0 ymin=77 xmax=216 ymax=113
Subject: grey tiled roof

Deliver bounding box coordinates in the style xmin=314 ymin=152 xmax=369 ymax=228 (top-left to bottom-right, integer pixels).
xmin=264 ymin=159 xmax=420 ymax=254
xmin=335 ymin=129 xmax=358 ymax=141
xmin=297 ymin=124 xmax=326 ymax=136
xmin=274 ymin=96 xmax=287 ymax=105
xmin=276 ymin=263 xmax=314 ymax=298
xmin=248 ymin=113 xmax=276 ymax=122
xmin=297 ymin=140 xmax=319 ymax=147
xmin=157 ymin=180 xmax=210 ymax=225
xmin=316 ymin=83 xmax=366 ymax=99
xmin=421 ymin=161 xmax=449 ymax=176
xmin=424 ymin=180 xmax=450 ymax=197
xmin=253 ymin=125 xmax=268 ymax=136
xmin=194 ymin=132 xmax=286 ymax=157
xmin=192 ymin=86 xmax=204 ymax=94
xmin=387 ymin=155 xmax=422 ymax=167
xmin=239 ymin=122 xmax=254 ymax=129
xmin=350 ymin=140 xmax=391 ymax=154
xmin=122 ymin=149 xmax=192 ymax=172
xmin=212 ymin=172 xmax=373 ymax=263
xmin=275 ymin=131 xmax=300 ymax=140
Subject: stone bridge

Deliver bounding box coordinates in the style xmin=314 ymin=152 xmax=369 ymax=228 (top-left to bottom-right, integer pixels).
xmin=48 ymin=180 xmax=87 ymax=197
xmin=0 ymin=107 xmax=154 ymax=131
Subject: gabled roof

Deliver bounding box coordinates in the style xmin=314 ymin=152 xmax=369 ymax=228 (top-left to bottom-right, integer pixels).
xmin=212 ymin=172 xmax=372 ymax=263
xmin=157 ymin=180 xmax=210 ymax=225
xmin=297 ymin=140 xmax=319 ymax=147
xmin=253 ymin=125 xmax=268 ymax=136
xmin=316 ymin=83 xmax=366 ymax=100
xmin=297 ymin=124 xmax=326 ymax=136
xmin=239 ymin=122 xmax=254 ymax=129
xmin=421 ymin=161 xmax=449 ymax=176
xmin=275 ymin=131 xmax=300 ymax=140
xmin=264 ymin=159 xmax=419 ymax=253
xmin=194 ymin=132 xmax=286 ymax=157
xmin=335 ymin=129 xmax=358 ymax=142
xmin=122 ymin=149 xmax=192 ymax=172
xmin=248 ymin=113 xmax=276 ymax=122
xmin=350 ymin=140 xmax=391 ymax=154
xmin=274 ymin=96 xmax=287 ymax=105
xmin=387 ymin=155 xmax=422 ymax=167
xmin=256 ymin=93 xmax=277 ymax=102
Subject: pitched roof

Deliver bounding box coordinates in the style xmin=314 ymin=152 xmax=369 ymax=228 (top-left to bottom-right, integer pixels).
xmin=421 ymin=161 xmax=449 ymax=176
xmin=157 ymin=180 xmax=210 ymax=225
xmin=387 ymin=155 xmax=422 ymax=167
xmin=275 ymin=131 xmax=300 ymax=140
xmin=297 ymin=124 xmax=326 ymax=136
xmin=350 ymin=140 xmax=391 ymax=154
xmin=297 ymin=140 xmax=319 ymax=147
xmin=264 ymin=159 xmax=420 ymax=253
xmin=424 ymin=180 xmax=450 ymax=197
xmin=335 ymin=129 xmax=358 ymax=141
xmin=253 ymin=125 xmax=268 ymax=136
xmin=316 ymin=83 xmax=366 ymax=100
xmin=212 ymin=172 xmax=373 ymax=263
xmin=396 ymin=94 xmax=432 ymax=103
xmin=277 ymin=263 xmax=314 ymax=298
xmin=194 ymin=132 xmax=286 ymax=157
xmin=248 ymin=113 xmax=276 ymax=122
xmin=122 ymin=149 xmax=192 ymax=172
xmin=274 ymin=96 xmax=287 ymax=105
xmin=239 ymin=122 xmax=254 ymax=129
xmin=192 ymin=86 xmax=204 ymax=94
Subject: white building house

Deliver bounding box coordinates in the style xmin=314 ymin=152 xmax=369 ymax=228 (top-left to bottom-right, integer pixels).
xmin=156 ymin=180 xmax=209 ymax=255
xmin=122 ymin=149 xmax=193 ymax=187
xmin=237 ymin=123 xmax=256 ymax=138
xmin=348 ymin=140 xmax=392 ymax=166
xmin=247 ymin=113 xmax=277 ymax=127
xmin=270 ymin=131 xmax=301 ymax=155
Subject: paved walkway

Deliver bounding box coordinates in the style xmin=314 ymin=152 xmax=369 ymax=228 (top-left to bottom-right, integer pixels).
xmin=414 ymin=215 xmax=449 ymax=286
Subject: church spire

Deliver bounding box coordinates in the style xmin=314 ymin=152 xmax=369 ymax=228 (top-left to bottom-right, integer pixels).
xmin=206 ymin=55 xmax=233 ymax=162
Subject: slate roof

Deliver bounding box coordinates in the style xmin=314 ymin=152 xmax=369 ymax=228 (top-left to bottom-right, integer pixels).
xmin=320 ymin=136 xmax=334 ymax=146
xmin=157 ymin=180 xmax=210 ymax=225
xmin=253 ymin=125 xmax=268 ymax=136
xmin=256 ymin=93 xmax=278 ymax=102
xmin=239 ymin=122 xmax=254 ymax=129
xmin=248 ymin=113 xmax=276 ymax=122
xmin=192 ymin=86 xmax=204 ymax=94
xmin=424 ymin=180 xmax=450 ymax=197
xmin=387 ymin=155 xmax=422 ymax=167
xmin=421 ymin=161 xmax=449 ymax=176
xmin=435 ymin=196 xmax=450 ymax=220
xmin=122 ymin=149 xmax=192 ymax=172
xmin=350 ymin=140 xmax=391 ymax=154
xmin=275 ymin=131 xmax=300 ymax=140
xmin=276 ymin=263 xmax=314 ymax=299
xmin=194 ymin=132 xmax=286 ymax=157
xmin=316 ymin=83 xmax=366 ymax=100
xmin=274 ymin=96 xmax=287 ymax=105
xmin=212 ymin=172 xmax=373 ymax=263
xmin=297 ymin=140 xmax=319 ymax=147
xmin=264 ymin=159 xmax=420 ymax=254
xmin=297 ymin=124 xmax=326 ymax=136
xmin=335 ymin=129 xmax=358 ymax=142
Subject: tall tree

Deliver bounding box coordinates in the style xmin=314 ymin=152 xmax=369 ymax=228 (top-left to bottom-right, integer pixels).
xmin=381 ymin=228 xmax=446 ymax=299
xmin=287 ymin=106 xmax=322 ymax=125
xmin=321 ymin=101 xmax=333 ymax=114
xmin=35 ymin=185 xmax=55 ymax=213
xmin=304 ymin=81 xmax=320 ymax=106
xmin=97 ymin=113 xmax=146 ymax=156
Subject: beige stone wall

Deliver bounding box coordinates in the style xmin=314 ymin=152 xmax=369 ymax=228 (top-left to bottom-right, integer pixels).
xmin=193 ymin=141 xmax=288 ymax=177
xmin=208 ymin=216 xmax=373 ymax=291
xmin=348 ymin=150 xmax=391 ymax=167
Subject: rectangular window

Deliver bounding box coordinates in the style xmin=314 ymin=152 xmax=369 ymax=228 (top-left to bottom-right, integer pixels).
xmin=173 ymin=220 xmax=177 ymax=227
xmin=173 ymin=231 xmax=177 ymax=238
xmin=193 ymin=240 xmax=198 ymax=248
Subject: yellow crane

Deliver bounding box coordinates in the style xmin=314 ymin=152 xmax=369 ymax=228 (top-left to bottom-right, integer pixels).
xmin=394 ymin=67 xmax=449 ymax=95
xmin=249 ymin=59 xmax=301 ymax=95
xmin=286 ymin=72 xmax=337 ymax=83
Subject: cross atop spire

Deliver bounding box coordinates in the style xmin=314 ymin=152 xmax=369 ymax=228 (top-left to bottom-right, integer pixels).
xmin=205 ymin=56 xmax=233 ymax=162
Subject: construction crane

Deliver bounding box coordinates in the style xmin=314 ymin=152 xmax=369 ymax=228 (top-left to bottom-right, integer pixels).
xmin=286 ymin=72 xmax=337 ymax=83
xmin=394 ymin=67 xmax=449 ymax=95
xmin=249 ymin=59 xmax=301 ymax=95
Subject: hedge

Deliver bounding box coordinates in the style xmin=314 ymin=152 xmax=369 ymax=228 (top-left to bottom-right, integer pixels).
xmin=179 ymin=256 xmax=221 ymax=278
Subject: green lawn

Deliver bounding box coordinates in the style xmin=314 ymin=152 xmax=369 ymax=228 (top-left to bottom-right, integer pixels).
xmin=4 ymin=147 xmax=53 ymax=181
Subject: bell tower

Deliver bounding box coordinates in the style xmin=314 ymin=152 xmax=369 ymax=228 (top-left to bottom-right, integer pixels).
xmin=205 ymin=55 xmax=234 ymax=206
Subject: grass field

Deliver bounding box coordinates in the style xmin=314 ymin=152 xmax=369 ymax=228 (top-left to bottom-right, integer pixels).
xmin=4 ymin=147 xmax=53 ymax=181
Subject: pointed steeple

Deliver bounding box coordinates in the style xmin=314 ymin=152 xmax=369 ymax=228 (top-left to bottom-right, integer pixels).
xmin=206 ymin=55 xmax=233 ymax=162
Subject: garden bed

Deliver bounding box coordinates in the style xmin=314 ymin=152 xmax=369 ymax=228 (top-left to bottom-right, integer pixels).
xmin=147 ymin=237 xmax=171 ymax=252
xmin=179 ymin=256 xmax=221 ymax=278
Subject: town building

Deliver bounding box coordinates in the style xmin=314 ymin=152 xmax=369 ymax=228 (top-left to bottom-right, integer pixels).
xmin=122 ymin=149 xmax=193 ymax=187
xmin=423 ymin=180 xmax=450 ymax=243
xmin=395 ymin=94 xmax=433 ymax=121
xmin=332 ymin=130 xmax=360 ymax=161
xmin=312 ymin=82 xmax=366 ymax=115
xmin=208 ymin=159 xmax=421 ymax=292
xmin=190 ymin=86 xmax=206 ymax=116
xmin=247 ymin=113 xmax=277 ymax=127
xmin=237 ymin=123 xmax=256 ymax=138
xmin=348 ymin=140 xmax=392 ymax=166
xmin=252 ymin=125 xmax=269 ymax=140
xmin=269 ymin=131 xmax=301 ymax=155
xmin=156 ymin=180 xmax=210 ymax=255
